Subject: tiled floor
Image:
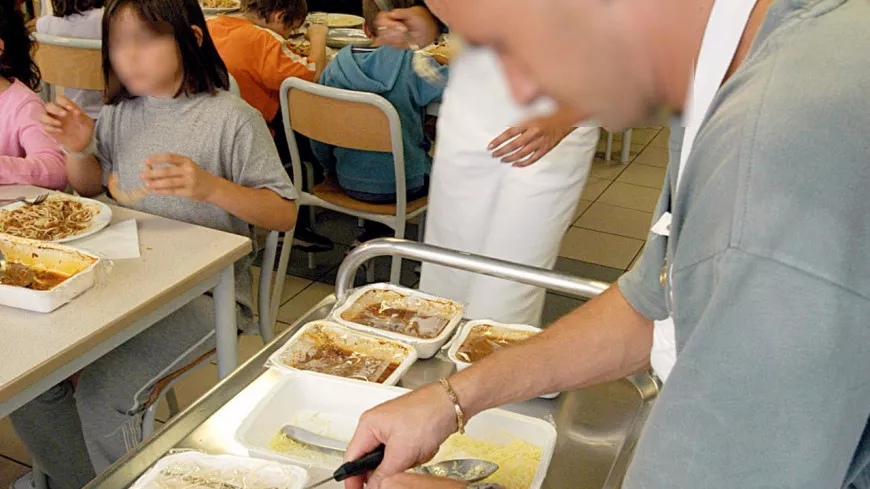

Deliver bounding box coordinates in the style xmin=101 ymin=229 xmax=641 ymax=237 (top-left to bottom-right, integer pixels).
xmin=0 ymin=127 xmax=670 ymax=481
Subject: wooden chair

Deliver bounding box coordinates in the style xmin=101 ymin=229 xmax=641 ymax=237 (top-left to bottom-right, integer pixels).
xmin=279 ymin=77 xmax=427 ymax=284
xmin=32 ymin=33 xmax=103 ymax=102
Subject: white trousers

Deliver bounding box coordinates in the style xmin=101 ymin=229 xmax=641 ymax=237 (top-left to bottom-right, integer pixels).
xmin=420 ymin=121 xmax=598 ymax=326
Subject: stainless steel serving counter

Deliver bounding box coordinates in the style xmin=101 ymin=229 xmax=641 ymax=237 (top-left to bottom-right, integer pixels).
xmin=85 ymin=239 xmax=659 ymax=489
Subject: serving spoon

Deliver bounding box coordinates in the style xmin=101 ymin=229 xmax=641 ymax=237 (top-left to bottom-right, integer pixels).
xmin=282 ymin=425 xmax=499 ymax=488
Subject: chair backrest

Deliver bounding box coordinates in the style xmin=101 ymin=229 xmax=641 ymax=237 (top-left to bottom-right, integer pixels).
xmin=33 ymin=33 xmax=103 ymax=91
xmin=278 ymin=77 xmax=408 ymax=210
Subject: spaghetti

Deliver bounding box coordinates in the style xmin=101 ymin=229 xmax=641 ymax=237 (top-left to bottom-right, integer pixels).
xmin=0 ymin=197 xmax=99 ymax=241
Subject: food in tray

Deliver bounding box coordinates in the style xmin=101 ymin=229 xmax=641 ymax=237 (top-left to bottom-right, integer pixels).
xmin=130 ymin=452 xmax=308 ymax=489
xmin=327 ymin=14 xmax=363 ymax=28
xmin=339 ymin=289 xmax=460 ymax=339
xmin=0 ymin=196 xmax=99 ymax=241
xmin=0 ymin=262 xmax=69 ymax=290
xmin=200 ymin=0 xmax=238 ymax=8
xmin=274 ymin=322 xmax=409 ymax=383
xmin=457 ymin=325 xmax=538 ymax=363
xmin=433 ymin=434 xmax=543 ymax=489
xmin=287 ymin=39 xmax=311 ymax=57
xmin=423 ymin=40 xmax=455 ymax=65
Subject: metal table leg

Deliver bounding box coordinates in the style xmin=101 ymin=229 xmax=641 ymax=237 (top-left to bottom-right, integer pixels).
xmin=213 ymin=265 xmax=237 ymax=379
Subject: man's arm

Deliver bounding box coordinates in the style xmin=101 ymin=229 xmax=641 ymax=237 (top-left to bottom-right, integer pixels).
xmin=344 ymin=285 xmax=653 ymax=489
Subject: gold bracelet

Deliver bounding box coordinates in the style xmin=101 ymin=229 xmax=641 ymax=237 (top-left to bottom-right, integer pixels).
xmin=439 ymin=377 xmax=466 ymax=435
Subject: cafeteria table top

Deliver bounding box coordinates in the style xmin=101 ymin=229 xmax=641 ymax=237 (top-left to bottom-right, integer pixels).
xmin=0 ymin=185 xmax=251 ymax=417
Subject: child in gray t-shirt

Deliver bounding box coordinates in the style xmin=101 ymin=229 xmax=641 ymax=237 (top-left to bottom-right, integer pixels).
xmin=11 ymin=0 xmax=299 ymax=485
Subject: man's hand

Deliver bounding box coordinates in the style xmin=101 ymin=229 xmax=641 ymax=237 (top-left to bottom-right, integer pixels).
xmin=375 ymin=6 xmax=439 ymax=49
xmin=343 ymin=384 xmax=459 ymax=489
xmin=382 ymin=474 xmax=467 ymax=489
xmin=140 ymin=153 xmax=222 ymax=202
xmin=488 ymin=115 xmax=576 ymax=167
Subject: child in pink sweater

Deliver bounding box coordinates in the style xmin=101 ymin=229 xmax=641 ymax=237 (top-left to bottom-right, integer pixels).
xmin=0 ymin=1 xmax=66 ymax=189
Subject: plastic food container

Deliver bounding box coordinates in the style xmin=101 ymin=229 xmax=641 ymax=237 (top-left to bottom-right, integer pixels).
xmin=236 ymin=374 xmax=557 ymax=489
xmin=447 ymin=320 xmax=559 ymax=400
xmin=128 ymin=451 xmax=308 ymax=489
xmin=267 ymin=320 xmax=417 ymax=386
xmin=0 ymin=234 xmax=100 ymax=313
xmin=332 ymin=283 xmax=464 ymax=359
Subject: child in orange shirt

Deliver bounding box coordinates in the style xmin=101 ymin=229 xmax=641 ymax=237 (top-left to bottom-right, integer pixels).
xmin=208 ymin=0 xmax=330 ymax=251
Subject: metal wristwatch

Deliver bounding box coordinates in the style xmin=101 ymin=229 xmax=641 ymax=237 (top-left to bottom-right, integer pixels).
xmin=61 ymin=138 xmax=96 ymax=159
xmin=467 ymin=484 xmax=505 ymax=489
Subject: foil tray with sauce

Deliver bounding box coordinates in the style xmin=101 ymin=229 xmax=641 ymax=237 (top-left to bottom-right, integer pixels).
xmin=0 ymin=234 xmax=100 ymax=313
xmin=448 ymin=320 xmax=559 ymax=399
xmin=331 ymin=283 xmax=464 ymax=359
xmin=267 ymin=320 xmax=417 ymax=385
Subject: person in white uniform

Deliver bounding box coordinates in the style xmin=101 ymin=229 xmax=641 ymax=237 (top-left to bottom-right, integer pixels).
xmin=420 ymin=46 xmax=598 ymax=326
xmin=378 ymin=6 xmax=598 ymax=326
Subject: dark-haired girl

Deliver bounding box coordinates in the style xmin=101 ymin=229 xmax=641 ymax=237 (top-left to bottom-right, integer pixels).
xmin=35 ymin=0 xmax=104 ymax=118
xmin=0 ymin=0 xmax=66 ymax=189
xmin=10 ymin=0 xmax=298 ymax=485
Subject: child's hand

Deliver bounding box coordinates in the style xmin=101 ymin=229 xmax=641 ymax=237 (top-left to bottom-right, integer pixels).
xmin=41 ymin=95 xmax=95 ymax=153
xmin=306 ymin=23 xmax=328 ymax=42
xmin=140 ymin=153 xmax=222 ymax=202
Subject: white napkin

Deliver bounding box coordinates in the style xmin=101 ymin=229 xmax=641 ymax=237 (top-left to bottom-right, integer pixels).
xmin=73 ymin=219 xmax=141 ymax=259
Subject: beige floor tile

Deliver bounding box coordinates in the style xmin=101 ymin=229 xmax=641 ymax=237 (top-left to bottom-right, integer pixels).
xmin=0 ymin=456 xmax=30 ymax=488
xmin=588 ymin=157 xmax=628 ymax=181
xmin=628 ymin=245 xmax=646 ymax=270
xmin=559 ymin=228 xmax=644 ymax=270
xmin=0 ymin=417 xmax=31 ymax=466
xmin=277 ymin=283 xmax=336 ymax=326
xmin=627 ymin=128 xmax=659 ymax=145
xmin=598 ymin=182 xmax=662 ymax=213
xmin=156 ymin=363 xmax=219 ymax=422
xmin=634 ymin=146 xmax=670 ymax=168
xmin=616 ymin=163 xmax=667 ymax=189
xmin=210 ymin=333 xmax=269 ymax=367
xmin=572 ymin=200 xmax=594 ymax=223
xmin=648 ymin=128 xmax=671 ymax=148
xmin=574 ymin=203 xmax=654 ymax=240
xmin=580 ymin=177 xmax=611 ymax=201
xmin=251 ymin=267 xmax=312 ymax=314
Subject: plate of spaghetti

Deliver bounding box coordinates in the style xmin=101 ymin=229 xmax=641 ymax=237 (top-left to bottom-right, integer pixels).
xmin=0 ymin=195 xmax=112 ymax=243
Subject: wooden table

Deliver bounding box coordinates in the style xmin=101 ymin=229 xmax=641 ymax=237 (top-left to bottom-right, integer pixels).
xmin=0 ymin=186 xmax=251 ymax=418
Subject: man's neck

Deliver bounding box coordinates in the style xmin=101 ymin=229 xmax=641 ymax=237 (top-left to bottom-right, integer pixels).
xmin=646 ymin=0 xmax=773 ymax=112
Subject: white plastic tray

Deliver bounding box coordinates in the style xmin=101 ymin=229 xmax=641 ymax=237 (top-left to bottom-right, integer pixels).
xmin=267 ymin=320 xmax=417 ymax=386
xmin=332 ymin=283 xmax=464 ymax=359
xmin=447 ymin=320 xmax=559 ymax=400
xmin=129 ymin=451 xmax=308 ymax=489
xmin=235 ymin=374 xmax=557 ymax=489
xmin=0 ymin=234 xmax=100 ymax=313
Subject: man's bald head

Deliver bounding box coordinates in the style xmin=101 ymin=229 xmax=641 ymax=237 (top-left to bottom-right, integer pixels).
xmin=434 ymin=0 xmax=711 ymax=129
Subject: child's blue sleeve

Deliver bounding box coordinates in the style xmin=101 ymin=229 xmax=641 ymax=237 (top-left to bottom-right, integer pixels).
xmin=409 ymin=62 xmax=449 ymax=107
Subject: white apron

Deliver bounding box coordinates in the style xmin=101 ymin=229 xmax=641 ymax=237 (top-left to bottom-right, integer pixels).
xmin=650 ymin=0 xmax=759 ymax=382
xmin=420 ymin=46 xmax=599 ymax=326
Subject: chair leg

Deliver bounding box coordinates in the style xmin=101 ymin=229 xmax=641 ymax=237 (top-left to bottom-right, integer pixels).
xmin=358 ymin=217 xmax=365 ymax=228
xmin=390 ymin=220 xmax=406 ymax=284
xmin=166 ymin=388 xmax=181 ymax=418
xmin=141 ymin=404 xmax=157 ymax=442
xmin=32 ymin=465 xmax=48 ymax=489
xmin=307 ymin=252 xmax=316 ymax=270
xmin=416 ymin=212 xmax=426 ymax=242
xmin=365 ymin=261 xmax=376 ymax=283
xmin=605 ymin=130 xmax=614 ymax=161
xmin=620 ymin=128 xmax=633 ymax=164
